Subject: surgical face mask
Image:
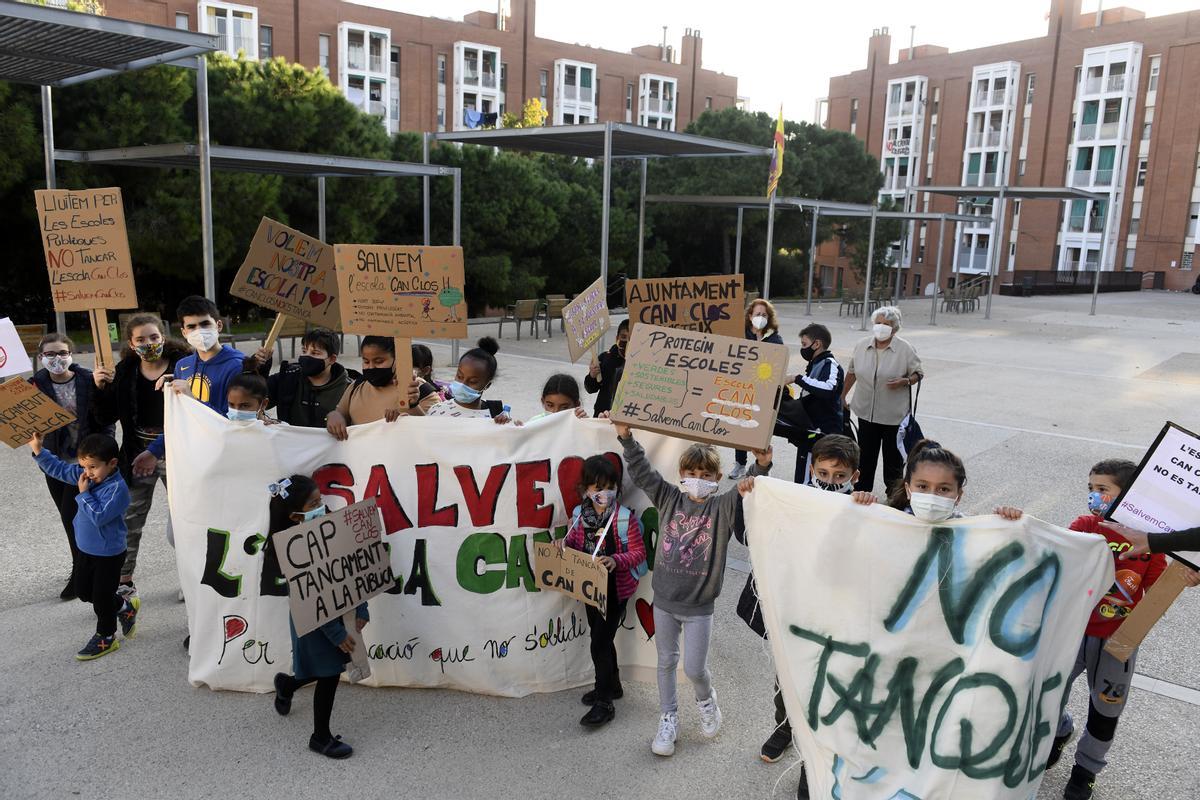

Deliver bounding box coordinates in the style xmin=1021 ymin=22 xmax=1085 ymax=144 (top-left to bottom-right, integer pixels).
xmin=800 ymin=345 xmax=817 ymax=362
xmin=362 ymin=367 xmax=394 ymax=388
xmin=1088 ymin=491 xmax=1113 ymax=515
xmin=298 ymin=355 xmax=327 ymax=377
xmin=134 ymin=342 xmax=163 ymax=361
xmin=751 ymin=314 xmax=768 ymax=331
xmin=226 ymin=408 xmax=259 ymax=422
xmin=41 ymin=355 xmax=72 ymax=375
xmin=300 ymin=505 xmax=327 ymax=522
xmin=680 ymin=477 xmax=719 ymax=500
xmin=909 ymin=491 xmax=958 ymax=523
xmin=186 ymin=328 xmax=220 ymax=352
xmin=810 ymin=475 xmax=854 ymax=494
xmin=590 ymin=489 xmax=617 ymax=507
xmin=449 ymin=380 xmax=482 ymax=405
xmin=872 ymin=322 xmax=894 ymax=342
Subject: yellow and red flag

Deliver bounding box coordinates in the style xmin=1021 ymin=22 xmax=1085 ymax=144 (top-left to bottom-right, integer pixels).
xmin=767 ymin=106 xmax=785 ymax=197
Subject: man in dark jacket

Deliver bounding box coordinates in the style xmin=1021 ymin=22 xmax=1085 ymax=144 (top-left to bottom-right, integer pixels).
xmin=797 ymin=323 xmax=845 ymax=437
xmin=263 ymin=328 xmax=359 ymax=427
xmin=584 ymin=319 xmax=628 ymax=417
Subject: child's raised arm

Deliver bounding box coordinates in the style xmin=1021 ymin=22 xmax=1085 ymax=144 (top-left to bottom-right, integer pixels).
xmin=613 ymin=423 xmax=676 ymax=508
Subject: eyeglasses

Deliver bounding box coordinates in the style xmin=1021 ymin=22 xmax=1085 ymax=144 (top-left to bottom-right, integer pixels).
xmin=41 ymin=350 xmax=70 ymax=358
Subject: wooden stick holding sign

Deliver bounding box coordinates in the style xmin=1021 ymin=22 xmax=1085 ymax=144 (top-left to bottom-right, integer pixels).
xmin=262 ymin=313 xmax=290 ymax=352
xmin=87 ymin=309 xmax=115 ymax=370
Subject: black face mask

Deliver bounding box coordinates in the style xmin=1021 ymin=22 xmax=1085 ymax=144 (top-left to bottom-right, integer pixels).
xmin=801 ymin=345 xmax=817 ymax=362
xmin=298 ymin=355 xmax=327 ymax=377
xmin=362 ymin=367 xmax=394 ymax=388
xmin=616 ymin=341 xmax=627 ymax=356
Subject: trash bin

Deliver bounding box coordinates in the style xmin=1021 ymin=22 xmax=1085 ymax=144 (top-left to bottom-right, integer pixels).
xmin=1021 ymin=275 xmax=1035 ymax=297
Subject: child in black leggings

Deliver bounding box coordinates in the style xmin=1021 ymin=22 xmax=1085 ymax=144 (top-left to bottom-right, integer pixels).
xmin=266 ymin=474 xmax=369 ymax=759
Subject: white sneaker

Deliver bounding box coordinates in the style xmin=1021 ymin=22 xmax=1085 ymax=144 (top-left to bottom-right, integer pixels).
xmin=728 ymin=464 xmax=746 ymax=479
xmin=697 ymin=689 xmax=722 ymax=738
xmin=651 ymin=712 xmax=678 ymax=756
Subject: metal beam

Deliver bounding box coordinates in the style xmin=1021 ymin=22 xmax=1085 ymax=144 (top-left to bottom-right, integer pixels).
xmin=422 ymin=132 xmax=431 ymax=246
xmin=734 ymin=207 xmax=743 ymax=275
xmin=1091 ymin=185 xmax=1116 ymax=316
xmin=636 ymin=158 xmax=647 ymax=279
xmin=600 ymin=123 xmax=612 ymax=294
xmin=860 ymin=207 xmax=877 ymax=332
xmin=762 ymin=193 xmax=777 ymax=299
xmin=984 ymin=188 xmax=1005 ymax=320
xmin=317 ymin=176 xmax=326 ymax=242
xmin=930 ymin=216 xmax=945 ymax=325
xmin=805 ymin=206 xmax=819 ymax=315
xmin=41 ymin=85 xmax=65 ymax=334
xmin=197 ymin=54 xmax=215 ymax=302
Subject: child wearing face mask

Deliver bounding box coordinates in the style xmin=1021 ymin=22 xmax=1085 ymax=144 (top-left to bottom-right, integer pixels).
xmin=730 ymin=301 xmax=785 ymax=479
xmin=264 ymin=328 xmax=359 ymax=428
xmin=585 ymin=318 xmax=629 ymax=417
xmin=265 ymin=475 xmax=368 ymax=760
xmin=92 ymin=314 xmax=190 ymax=596
xmin=425 ymin=337 xmax=512 ymax=423
xmin=613 ymin=419 xmax=771 ymax=756
xmin=225 ymin=373 xmax=278 ymax=424
xmin=326 ymin=336 xmax=436 ymax=440
xmin=411 ymin=343 xmax=449 ymax=400
xmin=526 ymin=374 xmax=589 ymax=423
xmin=557 ymin=454 xmax=647 ymax=728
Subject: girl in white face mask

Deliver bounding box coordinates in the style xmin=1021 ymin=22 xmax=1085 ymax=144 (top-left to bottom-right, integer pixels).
xmin=851 ymin=439 xmax=1023 ymax=522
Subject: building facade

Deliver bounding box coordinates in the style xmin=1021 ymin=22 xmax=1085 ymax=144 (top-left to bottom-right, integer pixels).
xmin=103 ymin=0 xmax=738 ymax=136
xmin=821 ymin=0 xmax=1200 ymax=293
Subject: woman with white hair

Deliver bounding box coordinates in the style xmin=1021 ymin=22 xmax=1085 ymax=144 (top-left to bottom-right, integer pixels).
xmin=841 ymin=305 xmax=923 ymax=493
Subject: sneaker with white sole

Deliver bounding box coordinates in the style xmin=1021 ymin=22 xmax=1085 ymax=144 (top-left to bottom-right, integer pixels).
xmin=698 ymin=689 xmax=722 ymax=738
xmin=651 ymin=712 xmax=678 ymax=756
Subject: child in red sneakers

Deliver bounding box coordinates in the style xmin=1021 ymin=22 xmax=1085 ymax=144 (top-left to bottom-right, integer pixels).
xmin=31 ymin=431 xmax=137 ymax=659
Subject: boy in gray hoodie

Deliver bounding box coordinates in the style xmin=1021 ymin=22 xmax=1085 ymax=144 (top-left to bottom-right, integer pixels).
xmin=613 ymin=420 xmax=771 ymax=756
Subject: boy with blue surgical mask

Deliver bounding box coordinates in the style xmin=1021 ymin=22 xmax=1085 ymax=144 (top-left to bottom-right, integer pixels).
xmin=225 ymin=373 xmax=278 ymax=424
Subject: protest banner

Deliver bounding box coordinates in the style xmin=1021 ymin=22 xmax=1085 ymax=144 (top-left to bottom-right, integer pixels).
xmin=625 ymin=275 xmax=743 ymax=337
xmin=34 ymin=188 xmax=137 ymax=313
xmin=610 ymin=323 xmax=788 ymax=451
xmin=561 ymin=277 xmax=610 ymax=363
xmin=533 ymin=541 xmax=608 ymax=616
xmin=230 ymin=217 xmax=341 ymax=339
xmin=271 ymin=498 xmax=393 ymax=636
xmin=745 ymin=478 xmax=1113 ymax=800
xmin=0 ymin=379 xmax=75 ymax=448
xmin=0 ymin=318 xmax=34 ymax=379
xmin=333 ymin=245 xmax=467 ymax=339
xmin=165 ymin=393 xmax=687 ymax=695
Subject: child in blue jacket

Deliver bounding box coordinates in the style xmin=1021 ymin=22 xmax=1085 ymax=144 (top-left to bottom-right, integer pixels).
xmin=31 ymin=431 xmax=137 ymax=660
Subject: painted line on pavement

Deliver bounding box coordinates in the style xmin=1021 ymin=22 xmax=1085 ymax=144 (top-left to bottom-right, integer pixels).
xmin=921 ymin=414 xmax=1145 ymax=450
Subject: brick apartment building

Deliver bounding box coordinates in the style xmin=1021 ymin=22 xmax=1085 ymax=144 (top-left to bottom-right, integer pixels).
xmin=819 ymin=0 xmax=1200 ymax=294
xmin=102 ymin=0 xmax=739 ymax=136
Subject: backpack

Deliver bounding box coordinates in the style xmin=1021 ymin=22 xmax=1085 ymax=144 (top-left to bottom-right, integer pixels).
xmin=570 ymin=504 xmax=648 ymax=581
xmin=896 ymin=382 xmax=926 ymax=462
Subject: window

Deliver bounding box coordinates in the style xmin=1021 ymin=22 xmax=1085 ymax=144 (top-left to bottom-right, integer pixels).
xmin=1130 ymin=201 xmax=1141 ymax=234
xmin=1190 ymin=203 xmax=1199 ymax=238
xmin=259 ymin=25 xmax=272 ymax=60
xmin=175 ymin=12 xmax=188 ymax=29
xmin=200 ymin=2 xmax=257 ymax=59
xmin=1148 ymin=55 xmax=1161 ymax=92
xmin=438 ymin=54 xmax=446 ymax=85
xmin=539 ymin=69 xmax=548 ymax=100
xmin=390 ymin=47 xmax=400 ymax=122
xmin=850 ymin=98 xmax=859 ymax=133
xmin=319 ymin=34 xmax=330 ymax=75
xmin=500 ymin=62 xmax=507 ymax=93
xmin=1142 ymin=122 xmax=1152 ymax=141
xmin=932 ymin=86 xmax=940 ymax=116
xmin=1124 ymin=248 xmax=1136 ymax=269
xmin=1136 ymin=158 xmax=1148 ymax=186
xmin=390 ymin=47 xmax=400 ymax=78
xmin=1025 ymin=74 xmax=1035 ymax=108
xmin=626 ymin=83 xmax=633 ymax=110
xmin=705 ymin=96 xmax=712 ymax=110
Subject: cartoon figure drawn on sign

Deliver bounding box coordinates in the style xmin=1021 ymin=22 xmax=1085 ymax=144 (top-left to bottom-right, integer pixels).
xmin=421 ymin=298 xmax=433 ymax=321
xmin=660 ymin=511 xmax=713 ymax=572
xmin=439 ymin=279 xmax=464 ymax=323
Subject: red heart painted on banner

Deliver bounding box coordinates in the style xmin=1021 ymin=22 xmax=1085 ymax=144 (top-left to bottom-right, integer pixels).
xmin=635 ymin=598 xmax=654 ymax=639
xmin=308 ymin=290 xmax=327 ymax=308
xmin=223 ymin=615 xmax=247 ymax=642
xmin=557 ymin=456 xmax=584 ymax=513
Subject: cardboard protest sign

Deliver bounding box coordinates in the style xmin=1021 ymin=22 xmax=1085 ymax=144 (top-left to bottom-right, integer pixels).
xmin=270 ymin=498 xmax=394 ymax=637
xmin=745 ymin=478 xmax=1113 ymax=800
xmin=625 ymin=274 xmax=743 ymax=337
xmin=0 ymin=379 xmax=75 ymax=448
xmin=561 ymin=277 xmax=610 ymax=363
xmin=333 ymin=245 xmax=466 ymax=338
xmin=533 ymin=542 xmax=609 ymax=616
xmin=230 ymin=217 xmax=340 ymax=329
xmin=164 ymin=393 xmax=690 ymax=695
xmin=1107 ymin=421 xmax=1200 ymax=543
xmin=34 ymin=188 xmax=137 ymax=313
xmin=610 ymin=323 xmax=788 ymax=451
xmin=0 ymin=319 xmax=34 ymax=379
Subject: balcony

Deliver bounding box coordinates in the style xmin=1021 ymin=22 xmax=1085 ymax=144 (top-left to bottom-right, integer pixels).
xmin=564 ymin=83 xmax=577 ymax=101
xmin=482 ymin=71 xmax=497 ymax=89
xmin=1107 ymin=74 xmax=1126 ymax=92
xmin=369 ymin=55 xmax=384 ymax=73
xmin=368 ymin=100 xmax=386 ymax=117
xmin=884 ymin=137 xmax=912 ymax=155
xmin=957 ymin=248 xmax=991 ymax=271
xmin=1070 ymin=169 xmax=1094 ymax=185
xmin=1083 ymin=76 xmax=1103 ymax=94
xmin=968 ymin=130 xmax=1003 ymax=148
xmin=1068 ymin=215 xmax=1085 ymax=232
xmin=643 ymin=97 xmax=674 ymax=114
xmin=347 ymin=46 xmax=365 ymax=71
xmin=974 ymin=89 xmax=1007 ymax=107
xmin=964 ymin=171 xmax=998 ymax=187
xmin=1095 ymin=169 xmax=1113 ymax=185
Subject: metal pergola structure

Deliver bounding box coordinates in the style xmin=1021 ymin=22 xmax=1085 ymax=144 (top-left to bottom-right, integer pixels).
xmin=645 ymin=194 xmax=978 ymax=328
xmin=428 ymin=122 xmax=773 ymax=302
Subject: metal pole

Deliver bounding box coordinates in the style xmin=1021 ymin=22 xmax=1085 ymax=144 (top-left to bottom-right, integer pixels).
xmin=197 ymin=55 xmax=216 ymax=302
xmin=636 ymin=158 xmax=647 ymax=279
xmin=422 ymin=132 xmax=431 ymax=246
xmin=734 ymin=207 xmax=744 ymax=274
xmin=984 ymin=187 xmax=1005 ymax=319
xmin=805 ymin=206 xmax=819 ymax=315
xmin=600 ymin=123 xmax=612 ymax=292
xmin=930 ymin=216 xmax=945 ymax=325
xmin=41 ymin=86 xmax=66 ymax=335
xmin=1090 ymin=186 xmax=1116 ymax=316
xmin=762 ymin=193 xmax=777 ymax=299
xmin=894 ymin=186 xmax=911 ymax=304
xmin=317 ymin=177 xmax=326 ymax=242
xmin=452 ymin=168 xmax=461 ymax=363
xmin=860 ymin=207 xmax=878 ymax=331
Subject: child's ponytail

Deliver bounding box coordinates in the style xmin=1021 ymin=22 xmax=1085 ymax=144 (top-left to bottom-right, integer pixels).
xmin=886 ymin=439 xmax=966 ymax=510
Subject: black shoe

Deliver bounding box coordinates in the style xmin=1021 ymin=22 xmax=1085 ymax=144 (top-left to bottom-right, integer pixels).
xmin=75 ymin=633 xmax=119 ymax=661
xmin=1046 ymin=729 xmax=1073 ymax=769
xmin=1063 ymin=765 xmax=1095 ymax=800
xmin=761 ymin=726 xmax=793 ymax=762
xmin=117 ymin=596 xmax=140 ymax=638
xmin=273 ymin=673 xmax=293 ymax=716
xmin=580 ymin=701 xmax=615 ymax=728
xmin=60 ymin=577 xmax=77 ymax=601
xmin=797 ymin=764 xmax=810 ymax=799
xmin=309 ymin=733 xmax=353 ymax=759
xmin=581 ymin=684 xmax=623 ymax=705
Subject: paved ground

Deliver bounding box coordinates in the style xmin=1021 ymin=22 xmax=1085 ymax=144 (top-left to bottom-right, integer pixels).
xmin=2 ymin=290 xmax=1198 ymax=800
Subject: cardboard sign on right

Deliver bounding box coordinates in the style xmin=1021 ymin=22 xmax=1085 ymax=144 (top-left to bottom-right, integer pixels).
xmin=610 ymin=324 xmax=788 ymax=451
xmin=625 ymin=275 xmax=744 ymax=338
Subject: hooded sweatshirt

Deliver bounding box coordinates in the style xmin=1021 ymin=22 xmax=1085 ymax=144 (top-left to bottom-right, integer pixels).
xmin=1070 ymin=513 xmax=1168 ymax=639
xmin=147 ymin=344 xmax=252 ymax=458
xmin=621 ymin=435 xmax=769 ymax=616
xmin=35 ymin=450 xmax=130 ymax=556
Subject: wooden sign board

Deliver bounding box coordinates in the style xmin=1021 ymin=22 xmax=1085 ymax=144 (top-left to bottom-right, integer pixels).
xmin=270 ymin=498 xmax=394 ymax=637
xmin=0 ymin=379 xmax=75 ymax=449
xmin=0 ymin=318 xmax=34 ymax=379
xmin=230 ymin=217 xmax=341 ymax=329
xmin=1104 ymin=560 xmax=1195 ymax=661
xmin=533 ymin=541 xmax=609 ymax=616
xmin=34 ymin=188 xmax=138 ymax=313
xmin=610 ymin=324 xmax=788 ymax=451
xmin=561 ymin=277 xmax=611 ymax=363
xmin=333 ymin=245 xmax=467 ymax=338
xmin=625 ymin=275 xmax=743 ymax=338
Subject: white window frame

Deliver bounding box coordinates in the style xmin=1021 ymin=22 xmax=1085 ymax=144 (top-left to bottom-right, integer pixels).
xmin=198 ymin=1 xmax=258 ymax=60
xmin=339 ymin=22 xmax=393 ymax=132
xmin=454 ymin=41 xmax=502 ymax=131
xmin=318 ymin=34 xmax=330 ymax=76
xmin=638 ymin=73 xmax=677 ymax=131
xmin=553 ymin=58 xmax=597 ymax=125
